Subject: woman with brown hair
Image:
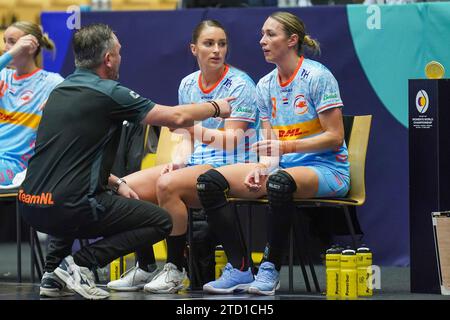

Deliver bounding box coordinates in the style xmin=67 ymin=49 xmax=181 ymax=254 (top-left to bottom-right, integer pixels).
xmin=197 ymin=12 xmax=349 ymax=295
xmin=105 ymin=19 xmax=258 ymax=294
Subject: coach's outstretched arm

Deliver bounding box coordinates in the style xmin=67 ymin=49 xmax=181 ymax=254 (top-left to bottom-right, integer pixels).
xmin=142 ymin=97 xmax=233 ymax=128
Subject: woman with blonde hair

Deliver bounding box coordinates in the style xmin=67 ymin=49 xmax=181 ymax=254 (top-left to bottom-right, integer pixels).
xmin=0 ymin=21 xmax=63 ymax=297
xmin=197 ymin=12 xmax=349 ymax=295
xmin=0 ymin=21 xmax=63 ymax=187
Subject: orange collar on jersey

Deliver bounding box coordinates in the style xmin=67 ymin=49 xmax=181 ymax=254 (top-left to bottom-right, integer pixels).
xmin=278 ymin=56 xmax=304 ymax=88
xmin=198 ymin=64 xmax=229 ymax=94
xmin=13 ymin=68 xmax=42 ymax=81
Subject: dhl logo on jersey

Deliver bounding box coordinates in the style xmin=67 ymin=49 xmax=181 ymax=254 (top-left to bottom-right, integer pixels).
xmin=18 ymin=189 xmax=55 ymax=205
xmin=0 ymin=108 xmax=41 ymax=129
xmin=272 ymin=118 xmax=323 ymax=141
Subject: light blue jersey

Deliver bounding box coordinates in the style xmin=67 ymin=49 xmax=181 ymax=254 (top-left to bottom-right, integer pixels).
xmin=256 ymin=57 xmax=349 ymax=195
xmin=179 ymin=64 xmax=258 ymax=167
xmin=0 ymin=66 xmax=63 ymax=185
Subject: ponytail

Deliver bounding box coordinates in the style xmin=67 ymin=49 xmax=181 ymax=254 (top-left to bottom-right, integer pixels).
xmin=40 ymin=33 xmax=55 ymax=51
xmin=303 ymin=34 xmax=320 ymax=56
xmin=11 ymin=21 xmax=56 ymax=57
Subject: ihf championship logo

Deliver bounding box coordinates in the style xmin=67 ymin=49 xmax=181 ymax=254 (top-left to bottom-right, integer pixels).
xmin=415 ymin=90 xmax=429 ymax=114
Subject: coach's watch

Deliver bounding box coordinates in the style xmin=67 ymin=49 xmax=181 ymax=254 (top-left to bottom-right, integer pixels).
xmin=112 ymin=178 xmax=127 ymax=193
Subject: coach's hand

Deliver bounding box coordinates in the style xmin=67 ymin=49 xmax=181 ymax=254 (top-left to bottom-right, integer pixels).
xmin=214 ymin=97 xmax=235 ymax=119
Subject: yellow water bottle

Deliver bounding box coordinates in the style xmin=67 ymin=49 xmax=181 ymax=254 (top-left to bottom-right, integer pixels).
xmin=357 ymin=244 xmax=373 ymax=296
xmin=109 ymin=257 xmax=126 ymax=281
xmin=340 ymin=247 xmax=358 ymax=299
xmin=325 ymin=245 xmax=341 ymax=298
xmin=215 ymin=246 xmax=227 ymax=279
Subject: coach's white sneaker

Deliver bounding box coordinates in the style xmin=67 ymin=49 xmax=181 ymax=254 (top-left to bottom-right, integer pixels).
xmin=143 ymin=263 xmax=186 ymax=294
xmin=40 ymin=271 xmax=75 ymax=298
xmin=107 ymin=265 xmax=159 ymax=291
xmin=54 ymin=255 xmax=110 ymax=300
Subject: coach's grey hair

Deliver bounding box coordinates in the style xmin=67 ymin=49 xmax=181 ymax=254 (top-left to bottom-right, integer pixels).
xmin=72 ymin=23 xmax=116 ymax=69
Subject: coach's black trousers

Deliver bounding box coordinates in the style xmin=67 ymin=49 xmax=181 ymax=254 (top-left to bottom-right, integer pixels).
xmin=19 ymin=192 xmax=172 ymax=271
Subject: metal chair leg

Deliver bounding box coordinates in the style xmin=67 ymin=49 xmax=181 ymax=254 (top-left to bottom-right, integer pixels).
xmin=119 ymin=256 xmax=124 ymax=275
xmin=288 ymin=207 xmax=316 ymax=294
xmin=16 ymin=197 xmax=22 ymax=283
xmin=32 ymin=230 xmax=44 ymax=280
xmin=292 ymin=215 xmax=320 ymax=293
xmin=32 ymin=247 xmax=43 ymax=280
xmin=33 ymin=230 xmax=45 ymax=271
xmin=291 ymin=227 xmax=312 ymax=293
xmin=232 ymin=204 xmax=250 ymax=270
xmin=343 ymin=206 xmax=358 ymax=249
xmin=309 ymin=257 xmax=321 ymax=293
xmin=187 ymin=209 xmax=194 ymax=286
xmin=289 ymin=226 xmax=295 ymax=293
xmin=187 ymin=209 xmax=201 ymax=289
xmin=289 ymin=226 xmax=302 ymax=293
xmin=246 ymin=204 xmax=253 ymax=267
xmin=27 ymin=226 xmax=47 ymax=282
xmin=30 ymin=227 xmax=35 ymax=283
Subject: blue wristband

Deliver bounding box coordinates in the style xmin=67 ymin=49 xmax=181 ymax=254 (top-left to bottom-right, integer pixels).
xmin=0 ymin=52 xmax=13 ymax=71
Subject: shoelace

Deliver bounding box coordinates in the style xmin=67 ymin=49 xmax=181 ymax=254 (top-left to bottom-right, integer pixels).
xmin=84 ymin=271 xmax=109 ymax=296
xmin=118 ymin=266 xmax=140 ymax=285
xmin=119 ymin=266 xmax=138 ymax=279
xmin=151 ymin=265 xmax=173 ymax=282
xmin=164 ymin=266 xmax=183 ymax=283
xmin=219 ymin=264 xmax=234 ymax=281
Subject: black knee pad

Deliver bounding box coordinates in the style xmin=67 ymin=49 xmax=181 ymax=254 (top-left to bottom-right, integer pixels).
xmin=266 ymin=170 xmax=297 ymax=207
xmin=197 ymin=169 xmax=230 ymax=211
